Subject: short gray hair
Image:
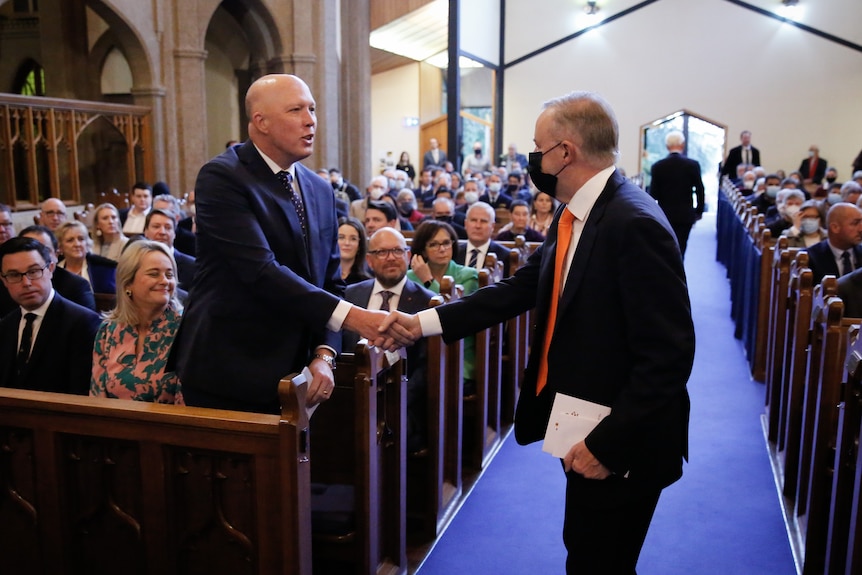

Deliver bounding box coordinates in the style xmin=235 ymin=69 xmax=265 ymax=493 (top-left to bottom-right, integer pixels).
xmin=542 ymin=91 xmax=619 ymax=167
xmin=665 ymin=130 xmax=685 ymax=149
xmin=467 ymin=201 xmax=495 ymax=222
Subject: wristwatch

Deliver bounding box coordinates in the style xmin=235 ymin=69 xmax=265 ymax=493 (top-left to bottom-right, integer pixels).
xmin=424 ymin=280 xmax=433 ymax=288
xmin=314 ymin=353 xmax=337 ymax=370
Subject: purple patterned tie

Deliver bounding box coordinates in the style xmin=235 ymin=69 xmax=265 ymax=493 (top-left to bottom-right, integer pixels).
xmin=278 ymin=171 xmax=308 ymax=241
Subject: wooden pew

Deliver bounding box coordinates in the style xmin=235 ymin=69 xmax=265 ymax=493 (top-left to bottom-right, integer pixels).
xmin=0 ymin=380 xmax=313 ymax=575
xmin=764 ymin=240 xmax=799 ymax=442
xmin=826 ymin=323 xmax=862 ymax=574
xmin=406 ymin=294 xmax=459 ymax=546
xmin=795 ymin=277 xmax=840 ymax=521
xmin=795 ymin=283 xmax=860 ymax=574
xmin=779 ymin=254 xmax=813 ymax=501
xmin=307 ymin=342 xmax=406 ymax=575
xmin=462 ymin=268 xmax=504 ymax=472
xmin=843 ymin=340 xmax=862 ymax=574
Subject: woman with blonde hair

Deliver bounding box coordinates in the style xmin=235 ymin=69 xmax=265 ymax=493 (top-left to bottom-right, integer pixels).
xmin=56 ymin=220 xmax=117 ymax=294
xmin=91 ymin=203 xmax=129 ymax=261
xmin=90 ymin=240 xmax=184 ymax=404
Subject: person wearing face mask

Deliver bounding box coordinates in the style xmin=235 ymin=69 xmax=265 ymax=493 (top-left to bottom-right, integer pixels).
xmin=765 ymin=189 xmax=805 ymax=238
xmin=381 ymin=91 xmax=694 ymax=574
xmin=329 ymin=167 xmax=361 ymax=203
xmin=396 ymin=189 xmax=426 ymax=226
xmin=752 ymin=176 xmax=782 ymax=215
xmin=478 ymin=173 xmax=514 ymax=209
xmin=350 ymin=175 xmax=388 ymax=222
xmin=781 ymin=200 xmax=827 ymax=248
xmin=799 ymin=145 xmax=828 ymax=185
xmin=462 ymin=142 xmax=491 ymax=176
xmin=735 ymin=170 xmax=757 ymax=196
xmin=647 ymin=131 xmax=704 ymax=257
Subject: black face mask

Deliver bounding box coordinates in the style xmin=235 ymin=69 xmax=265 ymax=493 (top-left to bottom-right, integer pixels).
xmin=506 ymin=184 xmax=520 ymax=194
xmin=527 ymin=142 xmax=565 ymax=197
xmin=435 ymin=215 xmax=453 ymax=223
xmin=474 ymin=149 xmax=482 ymax=156
xmin=826 ymin=176 xmax=837 ymax=184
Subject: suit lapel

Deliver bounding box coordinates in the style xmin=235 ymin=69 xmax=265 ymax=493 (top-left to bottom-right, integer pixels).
xmin=238 ymin=143 xmax=312 ymax=277
xmin=27 ymin=297 xmax=60 ymax=370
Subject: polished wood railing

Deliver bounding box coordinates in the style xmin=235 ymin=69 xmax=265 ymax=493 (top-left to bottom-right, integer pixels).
xmin=0 ymin=93 xmax=152 ymax=209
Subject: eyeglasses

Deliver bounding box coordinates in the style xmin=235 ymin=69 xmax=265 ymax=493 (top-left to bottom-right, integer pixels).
xmin=0 ymin=222 xmax=13 ymax=228
xmin=427 ymin=240 xmax=453 ymax=250
xmin=2 ymin=264 xmax=48 ymax=283
xmin=368 ymin=247 xmax=406 ymax=259
xmin=42 ymin=210 xmax=66 ymax=217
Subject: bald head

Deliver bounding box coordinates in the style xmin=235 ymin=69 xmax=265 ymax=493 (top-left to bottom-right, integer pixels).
xmin=245 ymin=74 xmax=316 ymax=167
xmin=827 ymin=202 xmax=862 ymax=250
xmin=40 ymin=198 xmax=67 ymax=231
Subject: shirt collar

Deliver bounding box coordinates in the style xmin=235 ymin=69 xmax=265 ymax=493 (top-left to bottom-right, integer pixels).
xmin=255 ymin=143 xmax=296 ymax=180
xmin=468 ymin=240 xmax=490 ymax=252
xmin=566 ymin=165 xmax=616 ymax=222
xmin=373 ymin=276 xmax=407 ymax=298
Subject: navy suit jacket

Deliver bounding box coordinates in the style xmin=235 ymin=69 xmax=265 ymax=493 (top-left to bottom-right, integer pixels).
xmin=649 ymin=152 xmax=705 ymax=224
xmin=0 ymin=293 xmax=101 ymax=394
xmin=172 ymin=140 xmax=345 ymax=405
xmin=53 ymin=267 xmax=96 ymax=311
xmin=174 ymin=249 xmax=196 ymax=292
xmin=86 ymin=253 xmax=118 ymax=294
xmin=435 ymin=170 xmax=694 ymax=503
xmin=455 ymin=240 xmax=512 ymax=277
xmin=804 ymin=240 xmax=862 ymax=285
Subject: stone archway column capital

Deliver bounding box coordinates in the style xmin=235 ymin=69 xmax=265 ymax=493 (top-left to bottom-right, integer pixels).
xmin=174 ymin=49 xmax=209 ymax=61
xmin=130 ymin=86 xmax=167 ymax=98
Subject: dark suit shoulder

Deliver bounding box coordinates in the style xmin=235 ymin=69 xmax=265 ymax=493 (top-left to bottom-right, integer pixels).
xmin=87 ymin=254 xmax=118 ymax=268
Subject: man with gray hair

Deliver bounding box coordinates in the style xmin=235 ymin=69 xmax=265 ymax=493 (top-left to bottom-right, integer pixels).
xmin=383 ymin=91 xmax=694 ymax=572
xmin=455 ymin=201 xmax=511 ymax=276
xmin=841 ymin=180 xmax=862 ymax=205
xmin=647 ymin=130 xmax=704 ymax=256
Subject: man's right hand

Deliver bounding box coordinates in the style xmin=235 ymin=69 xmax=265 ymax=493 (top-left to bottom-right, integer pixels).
xmin=343 ymin=307 xmax=412 ymax=350
xmin=380 ymin=311 xmax=423 ymax=344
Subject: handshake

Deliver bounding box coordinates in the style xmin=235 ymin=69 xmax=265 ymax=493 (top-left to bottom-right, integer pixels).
xmin=344 ymin=307 xmax=425 ymax=351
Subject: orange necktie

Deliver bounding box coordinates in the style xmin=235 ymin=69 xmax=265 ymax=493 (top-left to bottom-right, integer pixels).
xmin=536 ymin=209 xmax=575 ymax=395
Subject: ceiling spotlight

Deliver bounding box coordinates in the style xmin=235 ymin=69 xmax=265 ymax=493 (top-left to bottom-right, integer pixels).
xmin=584 ymin=1 xmax=600 ymax=16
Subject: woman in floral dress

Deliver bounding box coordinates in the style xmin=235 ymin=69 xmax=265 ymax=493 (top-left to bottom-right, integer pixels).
xmin=90 ymin=240 xmax=183 ymax=404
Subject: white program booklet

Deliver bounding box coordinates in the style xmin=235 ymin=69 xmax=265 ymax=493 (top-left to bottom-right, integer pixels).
xmin=542 ymin=392 xmax=611 ymax=458
xmin=295 ymin=366 xmax=319 ymax=419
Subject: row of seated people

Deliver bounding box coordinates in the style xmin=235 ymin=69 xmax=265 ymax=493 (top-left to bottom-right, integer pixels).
xmin=0 ymin=198 xmax=196 ymax=317
xmin=337 ymin=199 xmax=549 ymax=288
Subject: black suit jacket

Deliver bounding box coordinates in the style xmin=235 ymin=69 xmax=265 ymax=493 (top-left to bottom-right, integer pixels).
xmin=172 ymin=140 xmax=345 ymax=406
xmin=175 ymin=217 xmax=196 ymax=257
xmin=804 ymin=240 xmax=862 ymax=285
xmin=838 ymin=267 xmax=862 ymax=318
xmin=435 ymin=170 xmax=694 ymax=503
xmin=52 ymin=267 xmax=96 ymax=311
xmin=649 ymin=152 xmax=705 ymax=224
xmin=721 ymin=145 xmax=760 ymax=178
xmin=455 ymin=240 xmax=512 ymax=277
xmin=799 ymin=157 xmax=828 ymax=184
xmin=85 ymin=253 xmax=118 ymax=294
xmin=0 ymin=293 xmax=101 ymax=394
xmin=478 ymin=192 xmax=513 ymax=210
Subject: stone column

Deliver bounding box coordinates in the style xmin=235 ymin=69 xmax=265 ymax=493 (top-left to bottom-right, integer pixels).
xmin=172 ymin=48 xmax=209 ymax=194
xmin=339 ymin=0 xmax=371 ymax=188
xmin=130 ymin=85 xmax=168 ymax=187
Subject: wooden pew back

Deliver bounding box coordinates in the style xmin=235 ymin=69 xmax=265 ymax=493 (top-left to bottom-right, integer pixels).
xmin=0 ymin=382 xmax=312 ymax=575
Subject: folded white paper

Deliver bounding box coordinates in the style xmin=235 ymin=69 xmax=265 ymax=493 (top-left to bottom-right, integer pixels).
xmin=295 ymin=366 xmax=319 ymax=419
xmin=542 ymin=393 xmax=611 ymax=458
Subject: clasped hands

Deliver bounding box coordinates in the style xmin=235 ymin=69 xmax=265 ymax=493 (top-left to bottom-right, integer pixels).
xmin=344 ymin=307 xmax=423 ymax=351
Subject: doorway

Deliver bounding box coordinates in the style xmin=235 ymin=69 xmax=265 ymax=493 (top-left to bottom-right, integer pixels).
xmin=639 ymin=110 xmax=726 ymax=212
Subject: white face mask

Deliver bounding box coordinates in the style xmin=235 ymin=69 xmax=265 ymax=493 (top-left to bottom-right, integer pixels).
xmin=743 ymin=179 xmax=754 ymax=189
xmin=800 ymin=218 xmax=821 ymax=235
xmin=783 ymin=205 xmax=801 ymax=218
xmin=488 ymin=182 xmax=502 ymax=193
xmin=464 ymin=191 xmax=479 ymax=204
xmin=369 ymin=187 xmax=385 ymax=200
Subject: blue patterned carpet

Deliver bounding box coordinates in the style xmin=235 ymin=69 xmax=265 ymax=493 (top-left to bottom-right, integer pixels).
xmin=417 ymin=214 xmax=797 ymax=574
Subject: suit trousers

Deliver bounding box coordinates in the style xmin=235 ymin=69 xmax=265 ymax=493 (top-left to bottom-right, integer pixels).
xmin=563 ymin=471 xmax=661 ymax=575
xmin=668 ymin=220 xmax=694 ymax=257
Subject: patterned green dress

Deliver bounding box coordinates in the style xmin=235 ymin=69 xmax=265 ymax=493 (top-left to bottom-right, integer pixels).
xmin=90 ymin=305 xmax=184 ymax=404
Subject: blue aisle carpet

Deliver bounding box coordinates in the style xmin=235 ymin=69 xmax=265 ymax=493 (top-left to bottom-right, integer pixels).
xmin=417 ymin=214 xmax=797 ymax=574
